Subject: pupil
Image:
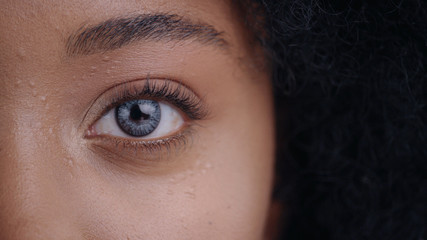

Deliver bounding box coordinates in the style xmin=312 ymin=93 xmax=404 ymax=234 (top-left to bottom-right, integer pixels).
xmin=130 ymin=104 xmax=150 ymax=121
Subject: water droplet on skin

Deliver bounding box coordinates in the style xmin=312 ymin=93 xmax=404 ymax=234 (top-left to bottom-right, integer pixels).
xmin=204 ymin=162 xmax=212 ymax=169
xmin=193 ymin=161 xmax=214 ymax=176
xmin=169 ymin=161 xmax=213 ymax=184
xmin=65 ymin=158 xmax=76 ymax=179
xmin=66 ymin=157 xmax=75 ymax=168
xmin=40 ymin=96 xmax=46 ymax=101
xmin=102 ymin=56 xmax=111 ymax=62
xmin=169 ymin=176 xmax=177 ymax=183
xmin=184 ymin=186 xmax=196 ymax=199
xmin=29 ymin=81 xmax=35 ymax=87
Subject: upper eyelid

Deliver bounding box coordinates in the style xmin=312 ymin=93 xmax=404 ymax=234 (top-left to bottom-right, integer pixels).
xmin=79 ymin=77 xmax=208 ymax=136
xmin=105 ymin=79 xmax=207 ymax=119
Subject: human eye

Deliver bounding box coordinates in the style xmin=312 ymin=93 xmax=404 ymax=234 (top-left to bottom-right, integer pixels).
xmin=83 ymin=78 xmax=207 ymax=159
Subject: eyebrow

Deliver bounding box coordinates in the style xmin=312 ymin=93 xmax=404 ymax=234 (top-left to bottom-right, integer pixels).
xmin=66 ymin=14 xmax=229 ymax=56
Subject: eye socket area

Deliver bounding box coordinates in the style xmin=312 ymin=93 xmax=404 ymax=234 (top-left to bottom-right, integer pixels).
xmin=88 ymin=99 xmax=185 ymax=140
xmin=83 ymin=79 xmax=207 ymax=144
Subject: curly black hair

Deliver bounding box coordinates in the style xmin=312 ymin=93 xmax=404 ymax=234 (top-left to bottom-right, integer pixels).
xmin=240 ymin=0 xmax=427 ymax=239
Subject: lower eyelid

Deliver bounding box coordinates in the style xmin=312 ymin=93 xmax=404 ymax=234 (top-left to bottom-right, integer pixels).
xmin=86 ymin=126 xmax=196 ymax=171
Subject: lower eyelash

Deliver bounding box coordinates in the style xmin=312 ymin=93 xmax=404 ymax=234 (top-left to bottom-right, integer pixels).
xmin=87 ymin=126 xmax=195 ymax=166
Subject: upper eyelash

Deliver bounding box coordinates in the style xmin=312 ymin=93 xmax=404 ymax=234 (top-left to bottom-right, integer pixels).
xmin=103 ymin=78 xmax=208 ymax=121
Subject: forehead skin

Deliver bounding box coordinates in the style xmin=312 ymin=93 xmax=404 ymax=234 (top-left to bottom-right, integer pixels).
xmin=0 ymin=0 xmax=274 ymax=240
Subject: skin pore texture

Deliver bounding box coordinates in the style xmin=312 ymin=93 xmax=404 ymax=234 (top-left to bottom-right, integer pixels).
xmin=0 ymin=0 xmax=275 ymax=239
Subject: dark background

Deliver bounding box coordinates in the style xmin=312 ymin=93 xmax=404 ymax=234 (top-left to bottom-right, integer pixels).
xmin=241 ymin=0 xmax=427 ymax=239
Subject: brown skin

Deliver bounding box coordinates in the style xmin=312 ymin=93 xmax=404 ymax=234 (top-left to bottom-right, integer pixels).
xmin=0 ymin=0 xmax=275 ymax=239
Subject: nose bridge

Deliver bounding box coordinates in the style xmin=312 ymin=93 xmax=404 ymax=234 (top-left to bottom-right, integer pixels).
xmin=0 ymin=106 xmax=76 ymax=239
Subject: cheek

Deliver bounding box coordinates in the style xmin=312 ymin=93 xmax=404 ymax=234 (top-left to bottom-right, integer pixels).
xmin=69 ymin=81 xmax=275 ymax=239
xmin=198 ymin=80 xmax=275 ymax=238
xmin=128 ymin=79 xmax=275 ymax=239
xmin=76 ymin=85 xmax=274 ymax=240
xmin=0 ymin=79 xmax=274 ymax=239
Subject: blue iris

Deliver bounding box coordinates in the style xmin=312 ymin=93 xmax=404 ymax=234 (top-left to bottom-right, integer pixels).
xmin=115 ymin=99 xmax=161 ymax=137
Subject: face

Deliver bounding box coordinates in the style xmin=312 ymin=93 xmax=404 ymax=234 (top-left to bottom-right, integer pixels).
xmin=0 ymin=0 xmax=275 ymax=239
